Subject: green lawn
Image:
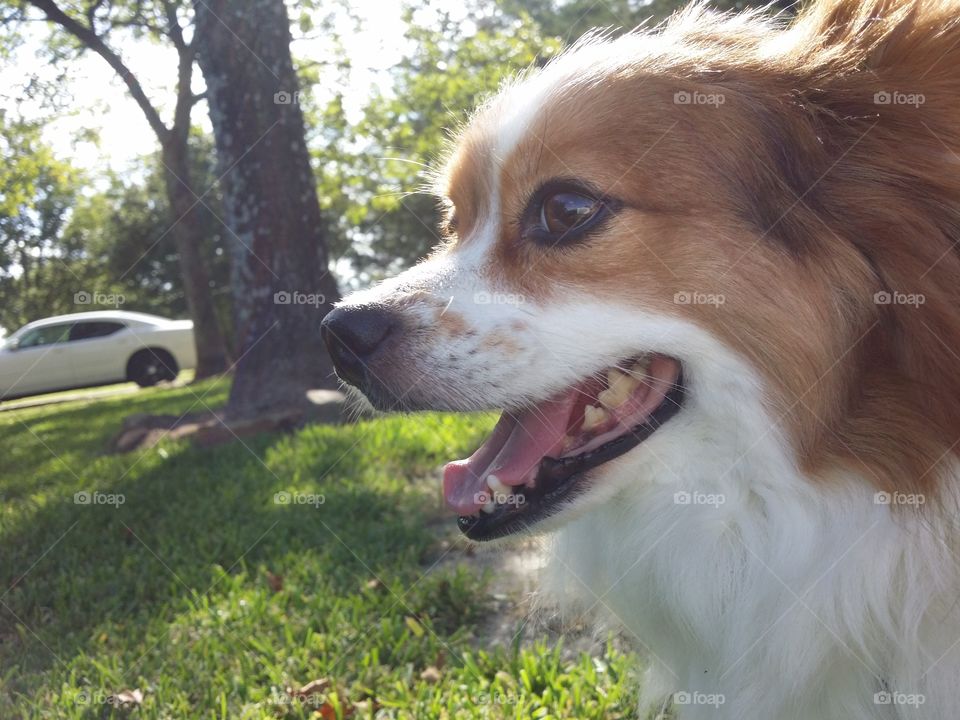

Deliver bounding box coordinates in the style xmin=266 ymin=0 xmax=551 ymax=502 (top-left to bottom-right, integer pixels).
xmin=0 ymin=377 xmax=641 ymax=718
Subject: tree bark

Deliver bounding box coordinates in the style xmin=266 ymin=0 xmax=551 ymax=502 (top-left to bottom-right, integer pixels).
xmin=193 ymin=0 xmax=341 ymax=420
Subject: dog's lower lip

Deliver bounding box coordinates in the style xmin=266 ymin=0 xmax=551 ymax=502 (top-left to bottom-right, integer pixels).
xmin=458 ymin=369 xmax=685 ymax=541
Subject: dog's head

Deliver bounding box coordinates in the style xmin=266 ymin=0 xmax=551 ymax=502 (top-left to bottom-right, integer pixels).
xmin=323 ymin=0 xmax=960 ymax=540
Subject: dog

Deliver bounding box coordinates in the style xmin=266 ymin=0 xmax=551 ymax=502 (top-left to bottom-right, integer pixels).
xmin=321 ymin=0 xmax=960 ymax=716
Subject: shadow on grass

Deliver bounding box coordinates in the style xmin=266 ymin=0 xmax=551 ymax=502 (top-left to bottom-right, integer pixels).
xmin=0 ymin=407 xmax=491 ymax=708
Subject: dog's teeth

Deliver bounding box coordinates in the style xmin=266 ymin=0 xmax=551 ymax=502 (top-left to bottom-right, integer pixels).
xmin=599 ymin=369 xmax=642 ymax=410
xmin=582 ymin=404 xmax=609 ymax=431
xmin=487 ymin=474 xmax=510 ymax=496
xmin=481 ymin=498 xmax=497 ymax=514
xmin=596 ymin=388 xmax=618 ymax=409
xmin=631 ymin=357 xmax=651 ymax=375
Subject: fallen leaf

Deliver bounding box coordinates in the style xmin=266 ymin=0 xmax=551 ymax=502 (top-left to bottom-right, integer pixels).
xmin=288 ymin=678 xmax=330 ymax=700
xmin=266 ymin=571 xmax=284 ymax=593
xmin=315 ymin=700 xmax=354 ymax=719
xmin=109 ymin=688 xmax=143 ymax=707
xmin=420 ymin=666 xmax=442 ymax=684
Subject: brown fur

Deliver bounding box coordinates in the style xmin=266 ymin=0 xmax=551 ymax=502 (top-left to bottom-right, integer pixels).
xmin=440 ymin=0 xmax=960 ymax=497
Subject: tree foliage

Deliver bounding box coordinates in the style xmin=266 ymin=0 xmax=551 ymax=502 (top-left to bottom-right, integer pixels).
xmin=0 ymin=115 xmax=95 ymax=332
xmin=0 ymin=115 xmax=232 ymax=336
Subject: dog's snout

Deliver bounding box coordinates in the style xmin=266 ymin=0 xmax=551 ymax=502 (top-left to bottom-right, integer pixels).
xmin=321 ymin=305 xmax=397 ymax=387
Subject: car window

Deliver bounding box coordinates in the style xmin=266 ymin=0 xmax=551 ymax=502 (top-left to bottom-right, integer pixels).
xmin=16 ymin=323 xmax=73 ymax=349
xmin=69 ymin=321 xmax=126 ymax=342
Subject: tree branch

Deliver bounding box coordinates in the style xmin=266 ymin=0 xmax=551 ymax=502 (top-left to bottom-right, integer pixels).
xmin=166 ymin=2 xmax=195 ymax=143
xmin=84 ymin=0 xmax=106 ymax=29
xmin=161 ymin=0 xmax=187 ymax=53
xmin=110 ymin=17 xmax=168 ymax=37
xmin=25 ymin=0 xmax=170 ymax=143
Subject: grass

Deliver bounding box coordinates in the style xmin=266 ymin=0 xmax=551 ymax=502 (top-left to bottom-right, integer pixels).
xmin=0 ymin=377 xmax=642 ymax=718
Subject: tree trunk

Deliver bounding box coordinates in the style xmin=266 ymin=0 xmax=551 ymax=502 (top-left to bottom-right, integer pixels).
xmin=194 ymin=0 xmax=341 ymax=421
xmin=161 ymin=139 xmax=231 ymax=378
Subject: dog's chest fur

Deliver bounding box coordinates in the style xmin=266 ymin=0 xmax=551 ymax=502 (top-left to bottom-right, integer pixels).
xmin=544 ymin=446 xmax=960 ymax=720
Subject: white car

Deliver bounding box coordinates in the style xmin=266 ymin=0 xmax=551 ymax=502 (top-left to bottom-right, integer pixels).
xmin=0 ymin=311 xmax=197 ymax=400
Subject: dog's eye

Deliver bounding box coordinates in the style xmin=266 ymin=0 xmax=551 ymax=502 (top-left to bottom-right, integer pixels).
xmin=522 ymin=183 xmax=614 ymax=246
xmin=542 ymin=193 xmax=600 ymax=235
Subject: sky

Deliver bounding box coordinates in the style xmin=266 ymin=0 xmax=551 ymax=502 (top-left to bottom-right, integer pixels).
xmin=2 ymin=1 xmax=420 ymax=175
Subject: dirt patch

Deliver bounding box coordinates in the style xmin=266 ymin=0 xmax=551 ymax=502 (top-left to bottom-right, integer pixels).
xmin=420 ymin=507 xmax=619 ymax=661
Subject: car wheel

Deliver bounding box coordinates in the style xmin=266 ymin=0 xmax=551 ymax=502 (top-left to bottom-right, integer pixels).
xmin=127 ymin=349 xmax=179 ymax=388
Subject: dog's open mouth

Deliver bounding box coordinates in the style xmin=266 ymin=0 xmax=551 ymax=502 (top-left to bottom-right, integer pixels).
xmin=443 ymin=355 xmax=685 ymax=541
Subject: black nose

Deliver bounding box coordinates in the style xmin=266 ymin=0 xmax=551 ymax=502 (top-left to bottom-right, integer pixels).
xmin=320 ymin=305 xmax=397 ymax=387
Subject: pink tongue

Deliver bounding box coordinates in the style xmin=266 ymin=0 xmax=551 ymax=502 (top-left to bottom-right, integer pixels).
xmin=442 ymin=393 xmax=577 ymax=514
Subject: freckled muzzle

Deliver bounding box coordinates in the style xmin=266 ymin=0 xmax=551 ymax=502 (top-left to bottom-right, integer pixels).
xmin=323 ymin=304 xmax=686 ymax=542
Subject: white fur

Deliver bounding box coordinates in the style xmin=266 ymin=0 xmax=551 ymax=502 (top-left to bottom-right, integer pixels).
xmin=532 ymin=303 xmax=960 ymax=719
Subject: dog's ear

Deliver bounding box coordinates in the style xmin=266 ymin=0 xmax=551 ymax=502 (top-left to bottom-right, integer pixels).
xmin=783 ymin=0 xmax=960 ymax=203
xmin=791 ymin=0 xmax=959 ymax=77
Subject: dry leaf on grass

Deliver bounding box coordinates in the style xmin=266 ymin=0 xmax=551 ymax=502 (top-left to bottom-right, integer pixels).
xmin=266 ymin=571 xmax=284 ymax=593
xmin=109 ymin=688 xmax=144 ymax=707
xmin=315 ymin=700 xmax=354 ymax=719
xmin=420 ymin=666 xmax=442 ymax=684
xmin=287 ymin=678 xmax=330 ymax=700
